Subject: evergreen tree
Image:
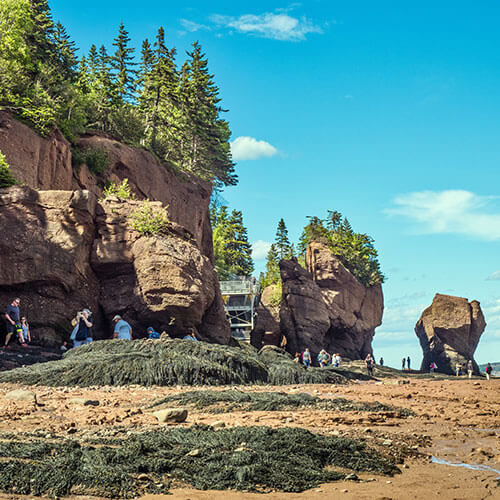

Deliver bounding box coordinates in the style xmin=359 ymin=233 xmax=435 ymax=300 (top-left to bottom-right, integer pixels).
xmin=182 ymin=41 xmax=236 ymax=187
xmin=112 ymin=22 xmax=137 ymax=102
xmin=275 ymin=218 xmax=293 ymax=259
xmin=53 ymin=21 xmax=78 ymax=81
xmin=262 ymin=244 xmax=281 ymax=287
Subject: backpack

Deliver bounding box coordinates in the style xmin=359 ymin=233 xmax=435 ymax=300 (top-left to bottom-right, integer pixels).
xmin=75 ymin=319 xmax=87 ymax=341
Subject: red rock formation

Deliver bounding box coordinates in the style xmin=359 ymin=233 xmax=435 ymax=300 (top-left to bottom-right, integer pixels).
xmin=0 ymin=112 xmax=213 ymax=257
xmin=252 ymin=242 xmax=383 ymax=360
xmin=415 ymin=293 xmax=486 ymax=374
xmin=0 ymin=186 xmax=230 ymax=346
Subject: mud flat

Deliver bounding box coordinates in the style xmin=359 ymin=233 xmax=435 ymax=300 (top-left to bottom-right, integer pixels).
xmin=0 ymin=375 xmax=498 ymax=499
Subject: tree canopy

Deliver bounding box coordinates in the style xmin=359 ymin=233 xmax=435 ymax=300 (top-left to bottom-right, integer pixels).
xmin=0 ymin=0 xmax=236 ymax=187
xmin=299 ymin=210 xmax=384 ymax=286
xmin=210 ymin=200 xmax=254 ymax=279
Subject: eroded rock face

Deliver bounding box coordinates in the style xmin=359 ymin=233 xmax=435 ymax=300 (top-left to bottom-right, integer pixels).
xmin=92 ymin=198 xmax=230 ymax=343
xmin=252 ymin=242 xmax=383 ymax=360
xmin=251 ymin=284 xmax=284 ymax=349
xmin=0 ymin=112 xmax=213 ymax=257
xmin=0 ymin=187 xmax=99 ymax=346
xmin=415 ymin=294 xmax=486 ymax=374
xmin=0 ymin=187 xmax=230 ymax=346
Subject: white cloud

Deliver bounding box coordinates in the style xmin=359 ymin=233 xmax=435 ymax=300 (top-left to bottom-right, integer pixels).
xmin=180 ymin=19 xmax=211 ymax=32
xmin=211 ymin=12 xmax=323 ymax=41
xmin=487 ymin=271 xmax=500 ymax=281
xmin=387 ymin=190 xmax=500 ymax=240
xmin=231 ymin=136 xmax=278 ymax=161
xmin=251 ymin=240 xmax=272 ymax=260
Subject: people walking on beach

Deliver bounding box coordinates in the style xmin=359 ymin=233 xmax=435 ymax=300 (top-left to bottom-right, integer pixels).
xmin=365 ymin=353 xmax=375 ymax=376
xmin=455 ymin=362 xmax=462 ymax=376
xmin=485 ymin=363 xmax=493 ymax=380
xmin=402 ymin=357 xmax=406 ymax=370
xmin=20 ymin=317 xmax=31 ymax=344
xmin=73 ymin=309 xmax=93 ymax=348
xmin=334 ymin=354 xmax=341 ymax=367
xmin=3 ymin=298 xmax=25 ymax=349
xmin=429 ymin=361 xmax=438 ymax=373
xmin=302 ymin=348 xmax=312 ymax=368
xmin=467 ymin=360 xmax=473 ymax=379
xmin=293 ymin=352 xmax=301 ymax=363
xmin=113 ymin=315 xmax=132 ymax=340
xmin=407 ymin=356 xmax=411 ymax=370
xmin=379 ymin=357 xmax=384 ymax=366
xmin=82 ymin=308 xmax=93 ymax=344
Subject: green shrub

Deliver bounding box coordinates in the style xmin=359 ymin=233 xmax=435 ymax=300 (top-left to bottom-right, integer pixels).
xmin=130 ymin=200 xmax=170 ymax=236
xmin=0 ymin=151 xmax=16 ymax=188
xmin=71 ymin=146 xmax=110 ymax=175
xmin=102 ymin=178 xmax=135 ymax=200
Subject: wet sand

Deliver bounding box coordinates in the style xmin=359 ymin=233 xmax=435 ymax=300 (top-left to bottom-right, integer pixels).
xmin=0 ymin=376 xmax=498 ymax=499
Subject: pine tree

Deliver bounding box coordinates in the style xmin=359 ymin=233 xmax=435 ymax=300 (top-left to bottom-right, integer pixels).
xmin=227 ymin=210 xmax=254 ymax=276
xmin=182 ymin=41 xmax=236 ymax=186
xmin=262 ymin=244 xmax=281 ymax=287
xmin=275 ymin=218 xmax=293 ymax=259
xmin=112 ymin=22 xmax=137 ymax=102
xmin=53 ymin=21 xmax=77 ymax=81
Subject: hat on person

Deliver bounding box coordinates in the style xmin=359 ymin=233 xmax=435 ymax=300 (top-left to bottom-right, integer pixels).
xmin=113 ymin=315 xmax=121 ymax=321
xmin=82 ymin=308 xmax=91 ymax=314
xmin=147 ymin=327 xmax=154 ymax=333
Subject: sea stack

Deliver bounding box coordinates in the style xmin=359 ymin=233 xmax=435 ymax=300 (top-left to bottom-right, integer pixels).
xmin=415 ymin=293 xmax=486 ymax=374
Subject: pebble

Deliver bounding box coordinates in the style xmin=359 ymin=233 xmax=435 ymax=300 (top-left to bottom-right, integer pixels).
xmin=69 ymin=398 xmax=100 ymax=406
xmin=212 ymin=420 xmax=226 ymax=428
xmin=5 ymin=389 xmax=37 ymax=403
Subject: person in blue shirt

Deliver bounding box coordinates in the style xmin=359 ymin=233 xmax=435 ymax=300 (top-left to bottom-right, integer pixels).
xmin=3 ymin=298 xmax=25 ymax=349
xmin=112 ymin=315 xmax=132 ymax=340
xmin=147 ymin=327 xmax=161 ymax=339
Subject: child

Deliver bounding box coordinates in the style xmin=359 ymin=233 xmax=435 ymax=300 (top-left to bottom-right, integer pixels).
xmin=20 ymin=317 xmax=31 ymax=344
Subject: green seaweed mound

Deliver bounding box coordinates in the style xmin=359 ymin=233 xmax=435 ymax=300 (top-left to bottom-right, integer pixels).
xmin=0 ymin=426 xmax=399 ymax=497
xmin=150 ymin=390 xmax=414 ymax=416
xmin=0 ymin=339 xmax=351 ymax=387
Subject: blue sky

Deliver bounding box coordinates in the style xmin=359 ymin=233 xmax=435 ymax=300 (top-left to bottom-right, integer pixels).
xmin=50 ymin=0 xmax=500 ymax=367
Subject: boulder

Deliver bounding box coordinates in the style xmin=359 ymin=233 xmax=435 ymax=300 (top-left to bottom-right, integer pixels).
xmin=153 ymin=408 xmax=188 ymax=423
xmin=5 ymin=389 xmax=36 ymax=403
xmin=252 ymin=242 xmax=383 ymax=361
xmin=415 ymin=293 xmax=486 ymax=374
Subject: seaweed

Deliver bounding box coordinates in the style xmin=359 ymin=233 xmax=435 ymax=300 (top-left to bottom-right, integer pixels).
xmin=0 ymin=426 xmax=399 ymax=497
xmin=149 ymin=390 xmax=414 ymax=416
xmin=0 ymin=339 xmax=357 ymax=387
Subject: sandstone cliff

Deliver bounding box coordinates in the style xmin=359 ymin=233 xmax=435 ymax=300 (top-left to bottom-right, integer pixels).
xmin=252 ymin=242 xmax=383 ymax=360
xmin=415 ymin=293 xmax=486 ymax=374
xmin=0 ymin=112 xmax=213 ymax=257
xmin=0 ymin=186 xmax=230 ymax=346
xmin=0 ymin=113 xmax=230 ymax=346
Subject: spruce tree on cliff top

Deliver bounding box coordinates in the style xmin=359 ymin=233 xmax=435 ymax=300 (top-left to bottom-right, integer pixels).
xmin=299 ymin=210 xmax=384 ymax=287
xmin=210 ymin=201 xmax=254 ymax=279
xmin=0 ymin=0 xmax=237 ymax=187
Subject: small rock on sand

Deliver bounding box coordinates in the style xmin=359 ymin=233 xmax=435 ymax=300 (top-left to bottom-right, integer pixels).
xmin=69 ymin=398 xmax=100 ymax=406
xmin=5 ymin=389 xmax=37 ymax=403
xmin=153 ymin=408 xmax=188 ymax=423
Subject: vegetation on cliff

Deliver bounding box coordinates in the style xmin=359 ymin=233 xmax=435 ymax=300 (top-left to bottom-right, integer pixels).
xmin=0 ymin=0 xmax=236 ymax=187
xmin=299 ymin=210 xmax=384 ymax=286
xmin=0 ymin=151 xmax=16 ymax=188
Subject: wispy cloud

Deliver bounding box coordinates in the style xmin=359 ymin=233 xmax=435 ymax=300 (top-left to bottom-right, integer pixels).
xmin=252 ymin=240 xmax=272 ymax=260
xmin=387 ymin=190 xmax=500 ymax=240
xmin=180 ymin=19 xmax=211 ymax=32
xmin=487 ymin=271 xmax=500 ymax=281
xmin=210 ymin=11 xmax=323 ymax=41
xmin=231 ymin=136 xmax=278 ymax=161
